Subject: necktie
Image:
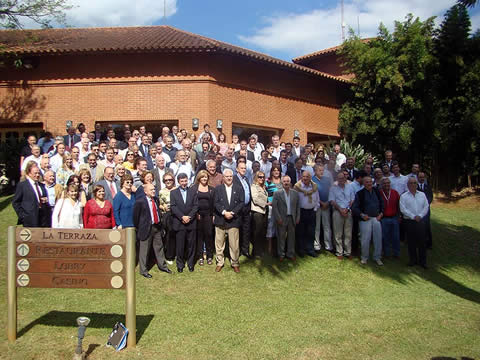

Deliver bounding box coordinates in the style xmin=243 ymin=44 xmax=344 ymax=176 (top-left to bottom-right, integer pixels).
xmin=297 ymin=169 xmax=301 ymax=180
xmin=70 ymin=135 xmax=74 ymax=148
xmin=34 ymin=182 xmax=42 ymax=207
xmin=110 ymin=181 xmax=116 ymax=198
xmin=151 ymin=198 xmax=159 ymax=224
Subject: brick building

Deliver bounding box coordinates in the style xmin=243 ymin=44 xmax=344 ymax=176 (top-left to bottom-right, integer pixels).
xmin=0 ymin=26 xmax=349 ymax=145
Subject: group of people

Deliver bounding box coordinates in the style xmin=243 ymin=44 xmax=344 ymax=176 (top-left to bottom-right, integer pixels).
xmin=12 ymin=122 xmax=434 ymax=277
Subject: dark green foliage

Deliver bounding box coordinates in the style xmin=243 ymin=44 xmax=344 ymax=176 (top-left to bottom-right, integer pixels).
xmin=0 ymin=0 xmax=72 ymax=29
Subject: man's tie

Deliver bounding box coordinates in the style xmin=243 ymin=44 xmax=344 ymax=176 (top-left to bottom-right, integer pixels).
xmin=34 ymin=182 xmax=42 ymax=207
xmin=151 ymin=198 xmax=159 ymax=224
xmin=109 ymin=182 xmax=116 ymax=198
xmin=297 ymin=169 xmax=301 ymax=181
xmin=70 ymin=135 xmax=74 ymax=148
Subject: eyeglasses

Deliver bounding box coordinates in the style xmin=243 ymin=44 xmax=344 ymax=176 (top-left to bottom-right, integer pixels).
xmin=165 ymin=179 xmax=174 ymax=182
xmin=127 ymin=153 xmax=134 ymax=156
xmin=257 ymin=176 xmax=265 ymax=179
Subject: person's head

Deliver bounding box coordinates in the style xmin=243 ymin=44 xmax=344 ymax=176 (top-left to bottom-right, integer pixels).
xmin=177 ymin=173 xmax=189 ymax=189
xmin=149 ymin=146 xmax=157 ymax=159
xmin=373 ymin=168 xmax=383 ymax=180
xmin=108 ymin=137 xmax=117 ymax=149
xmin=87 ymin=153 xmax=97 ymax=168
xmin=114 ymin=154 xmax=123 ymax=165
xmin=92 ymin=184 xmax=106 ymax=201
xmin=218 ymin=133 xmax=226 ymax=143
xmin=302 ymin=171 xmax=311 ymax=185
xmin=90 ymin=143 xmax=99 ymax=156
xmin=236 ymin=162 xmax=247 ymax=177
xmin=54 ymin=142 xmax=65 ymax=156
xmin=355 ymin=170 xmax=367 ymax=185
xmin=215 ymin=153 xmax=224 ymax=166
xmin=26 ymin=161 xmax=40 ymax=181
xmin=141 ymin=135 xmax=149 ymax=145
xmin=292 ymin=136 xmax=300 ymax=147
xmin=391 ymin=161 xmax=400 ymax=176
xmin=77 ymin=123 xmax=86 ymax=133
xmin=177 ymin=132 xmax=184 ymax=143
xmin=334 ymin=144 xmax=341 ymax=154
xmin=40 ymin=156 xmax=50 ymax=171
xmin=261 ymin=150 xmax=269 ymax=161
xmin=418 ymin=171 xmax=426 ymax=184
xmin=139 ymin=125 xmax=146 ymax=135
xmin=141 ymin=171 xmax=154 ymax=184
xmin=78 ymin=169 xmax=91 ymax=184
xmin=232 ymin=134 xmax=239 ymax=144
xmin=162 ymin=126 xmax=170 ymax=136
xmin=135 ymin=157 xmax=147 ymax=173
xmin=295 ymin=157 xmax=303 ymax=170
xmin=248 ymin=136 xmax=256 ymax=148
xmin=202 ymin=132 xmax=211 ymax=143
xmin=125 ymin=149 xmax=135 ymax=162
xmin=144 ymin=183 xmax=156 ymax=199
xmin=165 ymin=136 xmax=173 ymax=148
xmin=66 ymin=174 xmax=80 ymax=187
xmin=189 ymin=133 xmax=196 ymax=143
xmin=411 ymin=163 xmax=420 ymax=175
xmin=365 ymin=156 xmax=374 ymax=166
xmin=99 ymin=141 xmax=107 ymax=153
xmin=363 ymin=175 xmax=373 ymax=191
xmin=314 ymin=164 xmax=324 ymax=178
xmin=31 ymin=145 xmax=41 ymax=157
xmin=315 ymin=156 xmax=324 ymax=166
xmin=337 ymin=172 xmax=346 ymax=186
xmin=278 ymin=150 xmax=286 ymax=162
xmin=88 ymin=132 xmax=95 ymax=143
xmin=407 ymin=176 xmax=418 ymax=193
xmin=176 ymin=150 xmax=187 ymax=163
xmin=285 ymin=142 xmax=292 ymax=153
xmin=123 ymin=130 xmax=131 ymax=140
xmin=182 ymin=139 xmax=192 ymax=151
xmin=282 ymin=175 xmax=291 ymax=190
xmin=381 ymin=177 xmax=391 ymax=192
xmin=163 ymin=173 xmax=175 ymax=189
xmin=181 ymin=129 xmax=188 ymax=138
xmin=202 ymin=142 xmax=209 ymax=152
xmin=121 ymin=173 xmax=133 ymax=190
xmin=127 ymin=137 xmax=136 ymax=148
xmin=382 ymin=164 xmax=390 ymax=175
xmin=364 ymin=164 xmax=372 ymax=175
xmin=239 ymin=140 xmax=248 ymax=150
xmin=115 ymin=165 xmax=125 ymax=178
xmin=206 ymin=159 xmax=217 ymax=176
xmin=385 ymin=150 xmax=393 ymax=162
xmin=272 ymin=135 xmax=280 ymax=147
xmin=203 ymin=124 xmax=210 ymax=132
xmin=67 ymin=126 xmax=76 ymax=136
xmin=132 ymin=129 xmax=140 ymax=139
xmin=103 ymin=167 xmax=115 ymax=182
xmin=104 ymin=147 xmax=114 ymax=162
xmin=223 ymin=168 xmax=234 ymax=186
xmin=254 ymin=171 xmax=266 ymax=186
xmin=196 ymin=170 xmax=209 ymax=186
xmin=270 ymin=165 xmax=281 ymax=179
xmin=172 ymin=125 xmax=178 ymax=134
xmin=225 ymin=149 xmax=234 ymax=161
xmin=43 ymin=170 xmax=55 ymax=185
xmin=66 ymin=184 xmax=79 ymax=200
xmin=252 ymin=161 xmax=260 ymax=173
xmin=155 ymin=154 xmax=166 ymax=169
xmin=63 ymin=153 xmax=73 ymax=169
xmin=328 ymin=158 xmax=335 ymax=170
xmin=69 ymin=146 xmax=79 ymax=160
xmin=346 ymin=157 xmax=355 ymax=170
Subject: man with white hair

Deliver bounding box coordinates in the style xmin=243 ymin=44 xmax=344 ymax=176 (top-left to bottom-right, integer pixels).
xmin=153 ymin=154 xmax=173 ymax=191
xmin=21 ymin=145 xmax=42 ymax=174
xmin=50 ymin=143 xmax=67 ymax=173
xmin=169 ymin=150 xmax=194 ymax=185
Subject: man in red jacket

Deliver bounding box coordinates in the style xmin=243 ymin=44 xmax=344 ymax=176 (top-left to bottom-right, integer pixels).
xmin=379 ymin=177 xmax=401 ymax=258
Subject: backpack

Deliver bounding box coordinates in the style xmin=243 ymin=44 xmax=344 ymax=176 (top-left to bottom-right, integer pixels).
xmin=106 ymin=322 xmax=128 ymax=351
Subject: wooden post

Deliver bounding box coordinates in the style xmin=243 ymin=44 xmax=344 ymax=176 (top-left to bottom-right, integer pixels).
xmin=7 ymin=226 xmax=17 ymax=343
xmin=125 ymin=228 xmax=136 ymax=348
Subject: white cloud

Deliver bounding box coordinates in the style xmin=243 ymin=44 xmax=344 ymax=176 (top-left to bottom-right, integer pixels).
xmin=66 ymin=0 xmax=177 ymax=27
xmin=239 ymin=0 xmax=456 ymax=59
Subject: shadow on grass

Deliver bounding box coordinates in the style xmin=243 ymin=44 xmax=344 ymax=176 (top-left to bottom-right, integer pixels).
xmin=0 ymin=195 xmax=13 ymax=213
xmin=431 ymin=357 xmax=475 ymax=360
xmin=363 ymin=216 xmax=480 ymax=304
xmin=17 ymin=311 xmax=154 ymax=344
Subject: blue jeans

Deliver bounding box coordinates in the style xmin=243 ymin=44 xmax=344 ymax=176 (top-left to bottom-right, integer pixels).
xmin=381 ymin=217 xmax=400 ymax=257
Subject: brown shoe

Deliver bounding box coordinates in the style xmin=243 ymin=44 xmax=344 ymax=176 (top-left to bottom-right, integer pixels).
xmin=337 ymin=255 xmax=344 ymax=260
xmin=279 ymin=257 xmax=284 ymax=262
xmin=290 ymin=256 xmax=296 ymax=262
xmin=215 ymin=265 xmax=223 ymax=272
xmin=233 ymin=266 xmax=240 ymax=273
xmin=348 ymin=256 xmax=353 ymax=260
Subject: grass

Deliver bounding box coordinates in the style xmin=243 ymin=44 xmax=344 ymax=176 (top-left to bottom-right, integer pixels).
xmin=0 ymin=194 xmax=479 ymax=359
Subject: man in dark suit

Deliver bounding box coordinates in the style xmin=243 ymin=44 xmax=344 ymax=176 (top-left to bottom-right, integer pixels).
xmin=345 ymin=157 xmax=358 ymax=181
xmin=96 ymin=167 xmax=120 ymax=202
xmin=170 ymin=173 xmax=198 ymax=272
xmin=233 ymin=160 xmax=252 ymax=258
xmin=213 ymin=168 xmax=244 ymax=273
xmin=278 ymin=150 xmax=294 ymax=177
xmin=12 ymin=161 xmax=52 ymax=227
xmin=139 ymin=135 xmax=150 ymax=158
xmin=287 ymin=157 xmax=304 ymax=184
xmin=417 ymin=172 xmax=433 ymax=249
xmin=133 ymin=183 xmax=172 ymax=278
xmin=63 ymin=126 xmax=81 ymax=152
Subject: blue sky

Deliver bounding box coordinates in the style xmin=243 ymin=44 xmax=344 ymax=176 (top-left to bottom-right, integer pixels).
xmin=25 ymin=0 xmax=480 ymax=61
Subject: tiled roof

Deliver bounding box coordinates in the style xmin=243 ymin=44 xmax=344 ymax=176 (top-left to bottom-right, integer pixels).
xmin=0 ymin=25 xmax=348 ymax=83
xmin=293 ymin=38 xmax=373 ymax=64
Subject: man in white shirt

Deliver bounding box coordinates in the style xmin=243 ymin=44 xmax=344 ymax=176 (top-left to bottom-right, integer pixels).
xmin=400 ymin=176 xmax=430 ymax=269
xmin=50 ymin=143 xmax=68 ymax=173
xmin=21 ymin=145 xmax=42 ymax=174
xmin=271 ymin=135 xmax=284 ymax=160
xmin=389 ymin=162 xmax=408 ymax=195
xmin=247 ymin=136 xmax=262 ymax=161
xmin=334 ymin=144 xmax=346 ymax=172
xmin=221 ymin=149 xmax=236 ymax=174
xmin=292 ymin=136 xmax=304 ymax=158
xmin=259 ymin=150 xmax=272 ymax=177
xmin=100 ymin=147 xmax=116 ymax=168
xmin=153 ymin=142 xmax=172 ymax=164
xmin=169 ymin=150 xmax=194 ymax=185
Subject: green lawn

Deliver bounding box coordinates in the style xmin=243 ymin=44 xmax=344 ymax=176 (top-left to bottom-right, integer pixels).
xmin=0 ymin=195 xmax=479 ymax=360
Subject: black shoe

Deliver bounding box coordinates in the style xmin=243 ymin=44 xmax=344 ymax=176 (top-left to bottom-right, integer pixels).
xmin=308 ymin=252 xmax=319 ymax=258
xmin=189 ymin=267 xmax=194 ymax=272
xmin=141 ymin=273 xmax=152 ymax=278
xmin=242 ymin=252 xmax=252 ymax=259
xmin=160 ymin=268 xmax=172 ymax=274
xmin=177 ymin=268 xmax=183 ymax=273
xmin=298 ymin=253 xmax=305 ymax=258
xmin=420 ymin=264 xmax=428 ymax=270
xmin=407 ymin=262 xmax=417 ymax=267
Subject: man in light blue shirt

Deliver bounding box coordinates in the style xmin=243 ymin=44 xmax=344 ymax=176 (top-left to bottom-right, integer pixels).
xmin=312 ymin=164 xmax=333 ymax=252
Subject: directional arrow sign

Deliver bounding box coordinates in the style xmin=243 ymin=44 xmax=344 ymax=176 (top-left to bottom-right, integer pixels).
xmin=19 ymin=229 xmax=32 ymax=242
xmin=17 ymin=274 xmax=30 ymax=287
xmin=16 ymin=244 xmax=30 ymax=257
xmin=16 ymin=259 xmax=30 ymax=272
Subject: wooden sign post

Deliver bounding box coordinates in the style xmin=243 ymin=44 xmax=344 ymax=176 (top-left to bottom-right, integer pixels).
xmin=7 ymin=226 xmax=136 ymax=348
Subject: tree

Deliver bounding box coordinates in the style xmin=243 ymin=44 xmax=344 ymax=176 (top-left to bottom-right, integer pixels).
xmin=458 ymin=0 xmax=478 ymax=7
xmin=0 ymin=0 xmax=72 ymax=29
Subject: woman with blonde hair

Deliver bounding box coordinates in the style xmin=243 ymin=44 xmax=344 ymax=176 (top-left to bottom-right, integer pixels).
xmin=56 ymin=153 xmax=75 ymax=186
xmin=193 ymin=170 xmax=214 ymax=265
xmin=78 ymin=168 xmax=93 ymax=203
xmin=122 ymin=147 xmax=137 ymax=171
xmin=251 ymin=171 xmax=269 ymax=257
xmin=52 ymin=184 xmax=83 ymax=228
xmin=159 ymin=172 xmax=177 ymax=264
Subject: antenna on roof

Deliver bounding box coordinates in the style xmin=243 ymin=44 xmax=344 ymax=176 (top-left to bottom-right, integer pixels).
xmin=164 ymin=0 xmax=166 ymax=22
xmin=357 ymin=15 xmax=360 ymax=36
xmin=341 ymin=0 xmax=345 ymax=42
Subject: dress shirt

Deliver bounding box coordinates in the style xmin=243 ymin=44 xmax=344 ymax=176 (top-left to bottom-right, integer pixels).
xmin=27 ymin=177 xmax=41 ymax=203
xmin=21 ymin=155 xmax=42 ymax=171
xmin=328 ymin=183 xmax=355 ymax=209
xmin=399 ymin=190 xmax=429 ymax=220
xmin=225 ymin=184 xmax=233 ymax=204
xmin=312 ymin=175 xmax=332 ymax=203
xmin=157 ymin=152 xmax=172 ymax=164
xmin=297 ymin=182 xmax=320 ymax=210
xmin=221 ymin=159 xmax=236 ymax=173
xmin=389 ymin=174 xmax=408 ymax=195
xmin=100 ymin=159 xmax=116 ymax=168
xmin=279 ymin=161 xmax=289 ymax=176
xmin=293 ymin=146 xmax=302 ymax=157
xmin=180 ymin=186 xmax=188 ymax=203
xmin=147 ymin=196 xmax=157 ymax=224
xmin=247 ymin=145 xmax=262 ymax=161
xmin=237 ymin=174 xmax=250 ymax=204
xmin=272 ymin=146 xmax=284 ymax=160
xmin=49 ymin=153 xmax=64 ymax=173
xmin=284 ymin=190 xmax=291 ymax=215
xmin=46 ymin=183 xmax=56 ymax=206
xmin=169 ymin=162 xmax=194 ymax=185
xmin=350 ymin=180 xmax=364 ymax=194
xmin=259 ymin=161 xmax=272 ymax=178
xmin=335 ymin=153 xmax=347 ymax=172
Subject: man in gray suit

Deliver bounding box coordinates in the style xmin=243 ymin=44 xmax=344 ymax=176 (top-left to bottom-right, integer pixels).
xmin=96 ymin=167 xmax=120 ymax=202
xmin=272 ymin=175 xmax=300 ymax=261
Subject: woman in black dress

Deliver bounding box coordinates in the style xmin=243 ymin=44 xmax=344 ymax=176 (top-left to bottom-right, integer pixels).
xmin=193 ymin=170 xmax=215 ymax=265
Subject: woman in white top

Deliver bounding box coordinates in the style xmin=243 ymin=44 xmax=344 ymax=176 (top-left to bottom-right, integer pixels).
xmin=52 ymin=184 xmax=83 ymax=228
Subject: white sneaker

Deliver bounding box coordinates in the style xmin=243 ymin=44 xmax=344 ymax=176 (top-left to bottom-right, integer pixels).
xmin=361 ymin=259 xmax=367 ymax=265
xmin=376 ymin=259 xmax=384 ymax=266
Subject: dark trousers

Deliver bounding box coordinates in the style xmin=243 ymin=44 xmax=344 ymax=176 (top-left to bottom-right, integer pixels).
xmin=352 ymin=216 xmax=359 ymax=255
xmin=425 ymin=209 xmax=432 ymax=248
xmin=197 ymin=213 xmax=214 ymax=261
xmin=252 ymin=211 xmax=267 ymax=257
xmin=176 ymin=228 xmax=196 ymax=270
xmin=164 ymin=212 xmax=176 ymax=260
xmin=239 ymin=206 xmax=252 ymax=255
xmin=139 ymin=224 xmax=167 ymax=274
xmin=297 ymin=208 xmax=316 ymax=256
xmin=405 ymin=219 xmax=427 ymax=266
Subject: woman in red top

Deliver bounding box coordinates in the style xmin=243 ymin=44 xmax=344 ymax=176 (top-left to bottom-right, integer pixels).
xmin=83 ymin=185 xmax=116 ymax=229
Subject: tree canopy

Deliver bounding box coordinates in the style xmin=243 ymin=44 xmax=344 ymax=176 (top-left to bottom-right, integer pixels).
xmin=0 ymin=0 xmax=72 ymax=29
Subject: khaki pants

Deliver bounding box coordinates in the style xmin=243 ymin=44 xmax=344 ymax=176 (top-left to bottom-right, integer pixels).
xmin=215 ymin=226 xmax=240 ymax=267
xmin=332 ymin=210 xmax=352 ymax=256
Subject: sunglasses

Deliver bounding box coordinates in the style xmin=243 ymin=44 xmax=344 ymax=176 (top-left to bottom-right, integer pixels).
xmin=257 ymin=176 xmax=265 ymax=179
xmin=124 ymin=181 xmax=132 ymax=184
xmin=127 ymin=153 xmax=134 ymax=156
xmin=165 ymin=179 xmax=174 ymax=182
